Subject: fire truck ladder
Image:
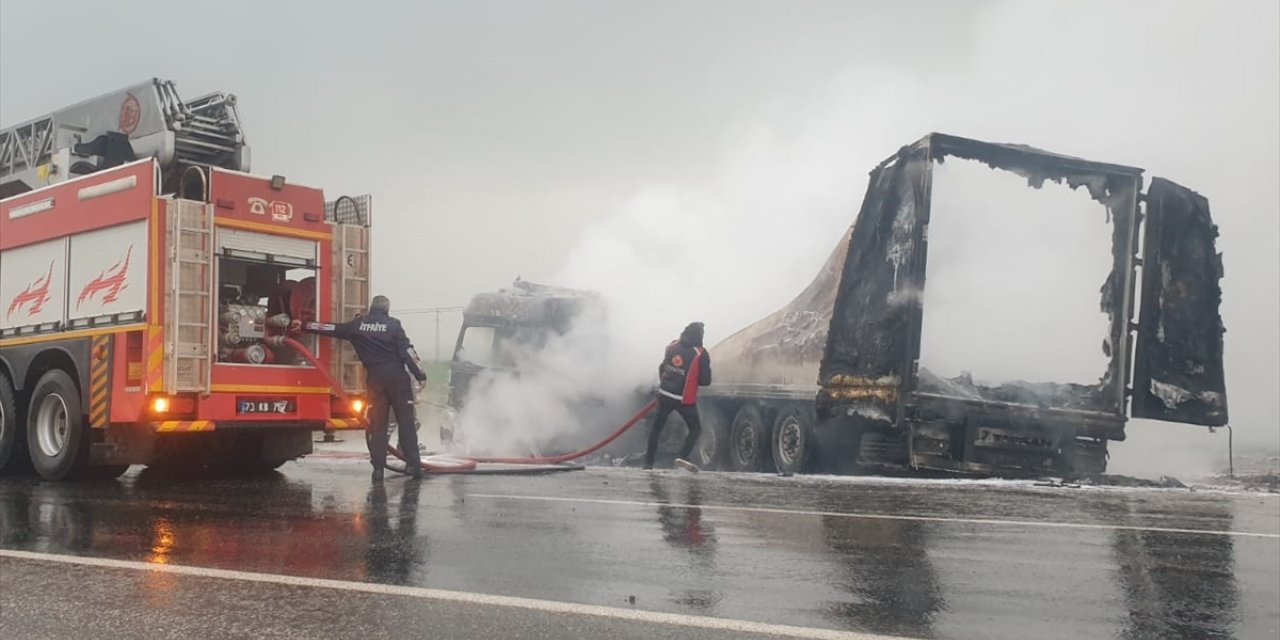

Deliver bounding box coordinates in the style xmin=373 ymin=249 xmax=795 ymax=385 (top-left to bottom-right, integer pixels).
xmin=165 ymin=198 xmax=215 ymax=394
xmin=0 ymin=78 xmax=248 ymax=197
xmin=326 ymin=195 xmax=372 ymax=395
xmin=169 ymin=88 xmax=246 ymax=168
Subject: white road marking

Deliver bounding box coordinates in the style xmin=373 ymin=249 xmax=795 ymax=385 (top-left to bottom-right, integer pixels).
xmin=0 ymin=549 xmax=904 ymax=640
xmin=469 ymin=493 xmax=1280 ymax=539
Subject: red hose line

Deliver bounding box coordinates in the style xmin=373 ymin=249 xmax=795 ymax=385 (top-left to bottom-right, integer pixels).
xmin=464 ymin=399 xmax=657 ymax=465
xmin=280 ymin=337 xmax=655 ymax=474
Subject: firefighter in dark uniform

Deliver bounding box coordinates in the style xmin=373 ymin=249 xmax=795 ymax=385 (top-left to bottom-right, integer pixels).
xmin=645 ymin=322 xmax=712 ymax=472
xmin=303 ymin=295 xmax=427 ymax=482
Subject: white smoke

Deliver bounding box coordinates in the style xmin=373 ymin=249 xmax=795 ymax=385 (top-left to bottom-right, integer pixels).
xmin=554 ymin=68 xmax=933 ymax=384
xmin=450 ymin=71 xmax=930 ymax=457
xmin=450 ymin=297 xmax=645 ymax=457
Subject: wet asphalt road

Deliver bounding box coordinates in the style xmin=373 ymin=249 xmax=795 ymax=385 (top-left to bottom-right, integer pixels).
xmin=2 ymin=457 xmax=1278 ymax=640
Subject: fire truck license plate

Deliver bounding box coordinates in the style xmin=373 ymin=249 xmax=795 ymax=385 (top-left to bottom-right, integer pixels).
xmin=237 ymin=398 xmax=296 ymax=415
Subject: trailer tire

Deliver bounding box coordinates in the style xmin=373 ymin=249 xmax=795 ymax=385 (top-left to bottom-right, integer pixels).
xmin=1 ymin=369 xmax=28 ymax=474
xmin=696 ymin=404 xmax=729 ymax=471
xmin=728 ymin=405 xmax=768 ymax=472
xmin=771 ymin=406 xmax=814 ymax=475
xmin=654 ymin=404 xmax=726 ymax=470
xmin=25 ymin=369 xmax=88 ymax=481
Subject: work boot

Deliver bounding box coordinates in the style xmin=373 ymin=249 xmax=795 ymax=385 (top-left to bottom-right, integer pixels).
xmin=674 ymin=458 xmax=699 ymax=474
xmin=406 ymin=466 xmax=424 ymax=480
xmin=371 ymin=468 xmax=384 ymax=482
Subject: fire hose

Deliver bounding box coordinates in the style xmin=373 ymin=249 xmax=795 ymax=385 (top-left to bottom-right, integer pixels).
xmin=279 ymin=337 xmax=657 ymax=475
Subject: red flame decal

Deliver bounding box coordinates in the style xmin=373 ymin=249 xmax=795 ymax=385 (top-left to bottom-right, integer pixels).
xmin=6 ymin=262 xmax=55 ymax=320
xmin=77 ymin=246 xmax=132 ymax=309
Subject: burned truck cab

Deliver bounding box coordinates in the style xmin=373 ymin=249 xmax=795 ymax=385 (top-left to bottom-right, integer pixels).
xmin=815 ymin=133 xmax=1227 ymax=477
xmin=441 ymin=279 xmax=607 ymax=443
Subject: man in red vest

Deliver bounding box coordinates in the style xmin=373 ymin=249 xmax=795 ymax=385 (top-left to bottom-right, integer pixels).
xmin=644 ymin=322 xmax=712 ymax=472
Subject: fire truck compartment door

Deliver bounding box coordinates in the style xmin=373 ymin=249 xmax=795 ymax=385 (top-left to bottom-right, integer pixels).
xmin=217 ymin=227 xmax=318 ymax=266
xmin=67 ymin=220 xmax=149 ymax=323
xmin=1130 ymin=177 xmax=1228 ymax=426
xmin=0 ymin=237 xmax=67 ymax=332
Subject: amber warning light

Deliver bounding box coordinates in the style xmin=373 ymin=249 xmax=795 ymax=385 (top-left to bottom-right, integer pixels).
xmin=149 ymin=395 xmax=195 ymax=416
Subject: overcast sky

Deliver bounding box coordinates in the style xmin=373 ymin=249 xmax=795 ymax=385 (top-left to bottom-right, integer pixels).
xmin=2 ymin=0 xmax=1276 ymax=463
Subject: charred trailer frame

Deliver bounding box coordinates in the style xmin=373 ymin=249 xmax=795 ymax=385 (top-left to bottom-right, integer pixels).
xmin=814 ymin=133 xmax=1227 ymax=478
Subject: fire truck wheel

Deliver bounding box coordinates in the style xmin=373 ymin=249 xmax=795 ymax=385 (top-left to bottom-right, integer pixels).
xmin=25 ymin=369 xmax=88 ymax=481
xmin=1 ymin=369 xmax=30 ymax=475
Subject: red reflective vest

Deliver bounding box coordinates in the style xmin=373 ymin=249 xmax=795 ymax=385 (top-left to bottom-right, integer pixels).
xmin=658 ymin=341 xmax=711 ymax=405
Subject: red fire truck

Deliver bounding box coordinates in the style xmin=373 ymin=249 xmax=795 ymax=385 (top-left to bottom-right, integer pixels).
xmin=0 ymin=79 xmax=371 ymax=480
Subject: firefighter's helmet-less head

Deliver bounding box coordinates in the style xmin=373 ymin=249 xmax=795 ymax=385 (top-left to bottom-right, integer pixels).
xmin=680 ymin=322 xmax=705 ymax=347
xmin=370 ymin=295 xmax=391 ymax=314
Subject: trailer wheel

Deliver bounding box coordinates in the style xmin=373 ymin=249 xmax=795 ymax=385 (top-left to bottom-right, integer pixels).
xmin=696 ymin=404 xmax=729 ymax=470
xmin=654 ymin=404 xmax=725 ymax=470
xmin=728 ymin=405 xmax=768 ymax=472
xmin=772 ymin=407 xmax=814 ymax=475
xmin=1 ymin=369 xmax=28 ymax=474
xmin=25 ymin=369 xmax=88 ymax=481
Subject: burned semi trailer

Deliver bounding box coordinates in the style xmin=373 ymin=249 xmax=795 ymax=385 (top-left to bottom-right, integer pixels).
xmin=806 ymin=133 xmax=1227 ymax=477
xmin=695 ymin=133 xmax=1227 ymax=477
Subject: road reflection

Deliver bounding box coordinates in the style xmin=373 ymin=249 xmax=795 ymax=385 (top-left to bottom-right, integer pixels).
xmin=818 ymin=515 xmax=943 ymax=636
xmin=0 ymin=468 xmax=1267 ymax=640
xmin=649 ymin=477 xmax=721 ymax=611
xmin=364 ymin=480 xmax=427 ymax=585
xmin=0 ymin=470 xmax=374 ymax=581
xmin=1093 ymin=499 xmax=1242 ymax=639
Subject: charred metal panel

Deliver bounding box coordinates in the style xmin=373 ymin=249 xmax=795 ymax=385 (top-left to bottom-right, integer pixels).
xmin=1131 ymin=178 xmax=1228 ymax=426
xmin=811 ymin=133 xmax=1222 ymax=475
xmin=822 ymin=133 xmax=1146 ymax=425
xmin=926 ymin=133 xmax=1144 ymax=187
xmin=818 ymin=144 xmax=931 ymax=412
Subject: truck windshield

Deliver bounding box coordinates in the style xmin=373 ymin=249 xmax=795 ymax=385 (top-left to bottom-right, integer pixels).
xmin=455 ymin=325 xmax=536 ymax=368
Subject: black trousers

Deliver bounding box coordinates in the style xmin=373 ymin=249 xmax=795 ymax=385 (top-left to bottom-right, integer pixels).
xmin=645 ymin=395 xmax=702 ymax=468
xmin=366 ymin=370 xmax=422 ymax=472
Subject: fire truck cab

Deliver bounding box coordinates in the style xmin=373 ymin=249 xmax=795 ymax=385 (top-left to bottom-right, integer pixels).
xmin=0 ymin=79 xmax=371 ymax=480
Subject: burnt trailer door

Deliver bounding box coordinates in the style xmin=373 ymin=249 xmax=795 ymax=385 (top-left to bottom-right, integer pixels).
xmin=818 ymin=144 xmax=931 ymax=416
xmin=1130 ymin=177 xmax=1228 ymax=426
